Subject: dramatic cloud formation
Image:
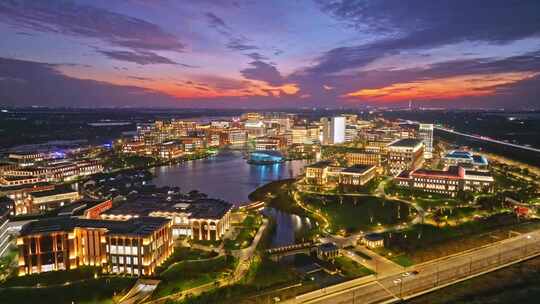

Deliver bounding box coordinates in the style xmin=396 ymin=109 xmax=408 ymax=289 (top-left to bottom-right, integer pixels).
xmin=0 ymin=0 xmax=539 ymax=108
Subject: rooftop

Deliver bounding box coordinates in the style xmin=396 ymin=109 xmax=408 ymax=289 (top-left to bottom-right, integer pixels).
xmin=20 ymin=216 xmax=170 ymax=237
xmin=306 ymin=160 xmax=332 ymax=169
xmin=103 ymin=195 xmax=232 ymax=220
xmin=411 ymin=166 xmax=465 ymax=179
xmin=388 ymin=138 xmax=423 ymax=148
xmin=342 ymin=164 xmax=376 ymax=174
xmin=29 ymin=186 xmax=78 ymax=198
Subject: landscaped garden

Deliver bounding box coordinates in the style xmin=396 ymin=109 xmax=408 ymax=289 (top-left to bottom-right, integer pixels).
xmin=152 ymin=255 xmax=237 ymax=298
xmin=0 ymin=266 xmax=135 ymax=304
xmin=156 ymin=246 xmax=219 ymax=274
xmin=333 ymin=256 xmax=375 ymax=279
xmin=301 ymin=194 xmax=415 ymax=234
xmin=180 ymin=256 xmax=311 ymax=304
xmin=224 ymin=214 xmax=263 ymax=251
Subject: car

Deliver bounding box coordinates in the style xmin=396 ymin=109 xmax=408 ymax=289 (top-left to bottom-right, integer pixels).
xmin=402 ymin=272 xmax=410 ymax=277
xmin=412 ymin=270 xmax=420 ymax=275
xmin=393 ymin=279 xmax=402 ymax=285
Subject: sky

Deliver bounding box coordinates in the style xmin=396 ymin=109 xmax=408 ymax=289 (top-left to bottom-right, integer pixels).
xmin=0 ymin=0 xmax=540 ymax=109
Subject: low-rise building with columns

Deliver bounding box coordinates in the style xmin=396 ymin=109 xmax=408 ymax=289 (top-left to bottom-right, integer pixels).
xmin=100 ymin=195 xmax=232 ymax=242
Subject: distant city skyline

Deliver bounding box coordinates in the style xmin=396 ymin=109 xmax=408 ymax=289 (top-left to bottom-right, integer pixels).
xmin=1 ymin=1 xmax=540 ymax=109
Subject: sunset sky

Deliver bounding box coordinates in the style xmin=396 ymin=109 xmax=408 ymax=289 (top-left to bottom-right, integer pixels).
xmin=1 ymin=0 xmax=540 ymax=109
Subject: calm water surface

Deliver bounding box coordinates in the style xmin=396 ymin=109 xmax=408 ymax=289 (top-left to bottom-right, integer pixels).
xmin=152 ymin=150 xmax=306 ymax=205
xmin=152 ymin=150 xmax=310 ymax=247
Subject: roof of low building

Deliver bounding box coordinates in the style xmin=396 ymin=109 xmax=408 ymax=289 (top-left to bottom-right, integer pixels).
xmin=29 ymin=186 xmax=78 ymax=198
xmin=19 ymin=216 xmax=170 ymax=237
xmin=364 ymin=233 xmax=384 ymax=241
xmin=342 ymin=164 xmax=376 ymax=174
xmin=411 ymin=166 xmax=465 ymax=179
xmin=103 ymin=194 xmax=232 ymax=220
xmin=306 ymin=160 xmax=332 ymax=169
xmin=388 ymin=138 xmax=423 ymax=148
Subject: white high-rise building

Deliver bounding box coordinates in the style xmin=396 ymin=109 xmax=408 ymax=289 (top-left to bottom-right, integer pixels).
xmin=330 ymin=116 xmax=346 ymax=144
xmin=419 ymin=123 xmax=434 ymax=159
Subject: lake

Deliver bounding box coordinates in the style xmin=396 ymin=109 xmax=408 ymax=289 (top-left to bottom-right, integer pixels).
xmin=152 ymin=150 xmax=307 ymax=205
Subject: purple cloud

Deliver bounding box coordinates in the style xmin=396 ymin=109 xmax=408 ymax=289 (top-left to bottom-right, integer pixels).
xmin=0 ymin=1 xmax=185 ymax=52
xmin=240 ymin=60 xmax=284 ymax=85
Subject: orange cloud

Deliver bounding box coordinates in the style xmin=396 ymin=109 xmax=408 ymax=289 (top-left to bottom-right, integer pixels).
xmin=59 ymin=65 xmax=299 ymax=99
xmin=344 ymin=72 xmax=538 ymax=102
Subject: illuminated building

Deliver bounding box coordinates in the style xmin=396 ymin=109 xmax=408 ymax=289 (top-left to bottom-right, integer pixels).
xmin=224 ymin=128 xmax=248 ymax=146
xmin=442 ymin=150 xmax=489 ymax=169
xmin=339 ymin=165 xmax=378 ymax=186
xmin=248 ymin=150 xmax=284 ymax=164
xmin=345 ymin=150 xmax=383 ymax=168
xmin=361 ymin=233 xmax=384 ymax=249
xmin=158 ymin=141 xmax=184 ymax=160
xmin=387 ymin=139 xmax=425 ymax=176
xmin=305 ymin=161 xmax=333 ymax=185
xmin=418 ymin=124 xmax=434 ymax=159
xmin=329 ymin=116 xmax=346 ymax=144
xmin=244 ymin=120 xmax=266 ymax=138
xmin=292 ymin=125 xmax=319 ymax=144
xmin=395 ymin=166 xmax=494 ymax=197
xmin=345 ymin=126 xmax=358 ymax=142
xmin=305 ymin=162 xmax=377 ymax=187
xmin=0 ymin=201 xmax=11 ymax=257
xmin=17 ymin=216 xmax=173 ymax=276
xmin=27 ymin=186 xmax=80 ymax=213
xmin=254 ymin=136 xmax=286 ymax=151
xmin=100 ymin=196 xmax=232 ymax=241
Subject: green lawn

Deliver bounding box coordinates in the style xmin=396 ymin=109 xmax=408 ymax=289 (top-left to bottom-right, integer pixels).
xmin=156 ymin=246 xmax=219 ymax=273
xmin=152 ymin=255 xmax=237 ymax=298
xmin=389 ymin=255 xmax=415 ymax=267
xmin=334 ymin=256 xmax=375 ymax=278
xmin=181 ymin=257 xmax=304 ymax=304
xmin=0 ymin=277 xmax=135 ymax=304
xmin=224 ymin=214 xmax=262 ymax=251
xmin=2 ymin=266 xmax=101 ymax=287
xmin=303 ymin=195 xmax=414 ymax=234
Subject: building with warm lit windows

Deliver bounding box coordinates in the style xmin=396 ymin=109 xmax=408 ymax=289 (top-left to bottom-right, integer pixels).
xmin=418 ymin=124 xmax=434 ymax=159
xmin=387 ymin=139 xmax=425 ymax=176
xmin=442 ymin=150 xmax=489 ymax=170
xmin=100 ymin=196 xmax=232 ymax=241
xmin=345 ymin=150 xmax=383 ymax=168
xmin=395 ymin=166 xmax=494 ymax=197
xmin=305 ymin=161 xmax=333 ymax=185
xmin=329 ymin=116 xmax=346 ymax=144
xmin=305 ymin=162 xmax=377 ymax=188
xmin=292 ymin=125 xmax=319 ymax=144
xmin=339 ymin=165 xmax=378 ymax=187
xmin=0 ymin=202 xmax=11 ymax=257
xmin=17 ymin=216 xmax=173 ymax=276
xmin=27 ymin=186 xmax=80 ymax=214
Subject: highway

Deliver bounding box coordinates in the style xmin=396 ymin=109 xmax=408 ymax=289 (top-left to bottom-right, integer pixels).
xmin=436 ymin=126 xmax=540 ymax=153
xmin=294 ymin=229 xmax=540 ymax=304
xmin=398 ymin=120 xmax=540 ymax=154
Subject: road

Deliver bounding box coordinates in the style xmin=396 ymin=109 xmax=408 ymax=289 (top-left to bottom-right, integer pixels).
xmin=344 ymin=246 xmax=403 ymax=277
xmin=293 ymin=229 xmax=540 ymax=304
xmin=435 ymin=126 xmax=540 ymax=153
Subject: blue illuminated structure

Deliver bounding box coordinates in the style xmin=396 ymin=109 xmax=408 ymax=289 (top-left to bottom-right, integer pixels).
xmin=248 ymin=150 xmax=284 ymax=165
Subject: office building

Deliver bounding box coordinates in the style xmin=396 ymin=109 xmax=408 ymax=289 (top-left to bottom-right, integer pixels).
xmin=395 ymin=166 xmax=494 ymax=197
xmin=0 ymin=200 xmax=11 ymax=257
xmin=443 ymin=150 xmax=489 ymax=169
xmin=329 ymin=116 xmax=346 ymax=144
xmin=17 ymin=216 xmax=173 ymax=276
xmin=100 ymin=195 xmax=232 ymax=241
xmin=418 ymin=124 xmax=434 ymax=159
xmin=387 ymin=139 xmax=425 ymax=176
